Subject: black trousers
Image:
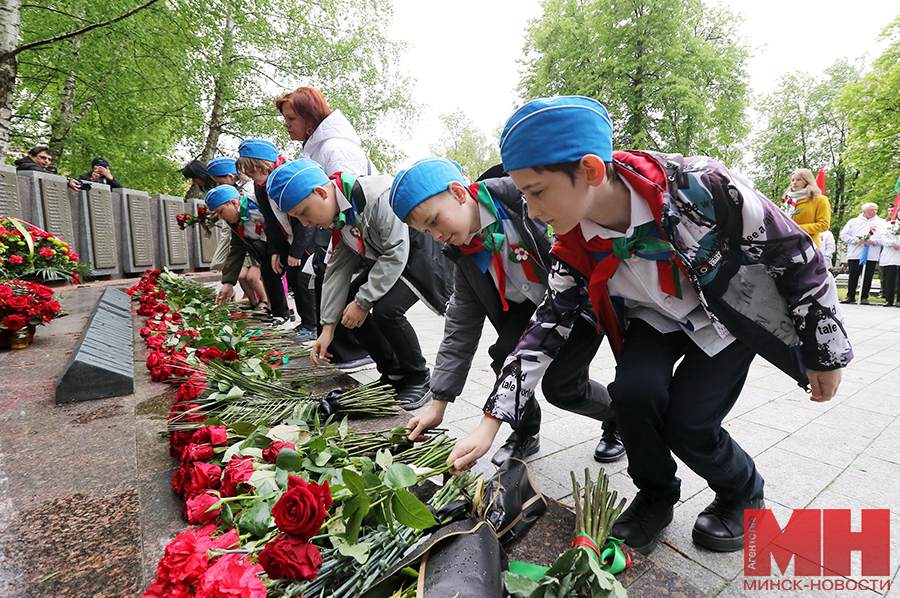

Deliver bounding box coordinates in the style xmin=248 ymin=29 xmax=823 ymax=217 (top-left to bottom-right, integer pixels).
xmin=344 ymin=269 xmax=428 ymax=383
xmin=608 ymin=319 xmax=763 ymax=505
xmin=282 ymin=255 xmax=316 ymax=330
xmin=489 ymin=301 xmax=615 ymax=436
xmin=846 ymin=258 xmax=878 ymax=301
xmin=247 ymin=239 xmax=290 ymax=318
xmin=881 ymin=265 xmax=900 ymax=305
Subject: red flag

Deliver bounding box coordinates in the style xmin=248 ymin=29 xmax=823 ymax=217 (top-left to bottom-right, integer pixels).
xmin=816 ymin=163 xmax=826 ymax=196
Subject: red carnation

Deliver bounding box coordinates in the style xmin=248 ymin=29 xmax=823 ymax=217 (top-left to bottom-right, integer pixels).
xmin=194 ymin=553 xmax=266 ymax=598
xmin=153 ymin=523 xmax=218 ymax=587
xmin=8 ymin=255 xmax=23 ymax=264
xmin=0 ymin=285 xmax=13 ymax=300
xmin=258 ymin=534 xmax=323 ymax=581
xmin=68 ymin=252 xmax=79 ymax=262
xmin=39 ymin=247 xmax=54 ymax=257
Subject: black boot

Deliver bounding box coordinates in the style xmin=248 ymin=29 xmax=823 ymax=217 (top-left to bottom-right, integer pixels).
xmin=490 ymin=430 xmax=540 ymax=466
xmin=610 ymin=492 xmax=674 ymax=555
xmin=389 ymin=371 xmax=432 ymax=411
xmin=692 ymin=495 xmax=765 ymax=552
xmin=593 ymin=421 xmax=626 ymax=463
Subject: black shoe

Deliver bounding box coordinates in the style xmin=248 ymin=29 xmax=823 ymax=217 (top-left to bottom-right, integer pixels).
xmin=839 ymin=297 xmax=855 ymax=304
xmin=594 ymin=421 xmax=626 ymax=463
xmin=333 ymin=356 xmax=375 ymax=372
xmin=882 ymin=303 xmax=895 ymax=307
xmin=394 ymin=372 xmax=431 ymax=411
xmin=859 ymin=299 xmax=871 ymax=305
xmin=692 ymin=495 xmax=765 ymax=552
xmin=490 ymin=430 xmax=540 ymax=466
xmin=610 ymin=492 xmax=674 ymax=555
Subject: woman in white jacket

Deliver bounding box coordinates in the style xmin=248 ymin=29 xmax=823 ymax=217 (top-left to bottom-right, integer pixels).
xmin=877 ymin=219 xmax=900 ymax=307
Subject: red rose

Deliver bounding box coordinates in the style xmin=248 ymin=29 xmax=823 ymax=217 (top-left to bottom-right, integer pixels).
xmin=2 ymin=314 xmax=26 ymax=331
xmin=257 ymin=534 xmax=322 ymax=581
xmin=181 ymin=443 xmax=215 ymax=463
xmin=222 ymin=350 xmax=239 ymax=361
xmin=184 ymin=491 xmax=222 ymax=524
xmin=262 ymin=440 xmax=296 ymax=464
xmin=150 ymin=366 xmax=171 ymax=382
xmin=220 ymin=456 xmax=255 ymax=497
xmin=170 ymin=311 xmax=182 ymax=322
xmin=198 ymin=206 xmax=207 ymax=218
xmin=7 ymin=296 xmax=30 ymax=310
xmin=176 ymin=382 xmax=205 ymax=402
xmin=194 ymin=553 xmax=266 ymax=598
xmin=32 ymin=285 xmax=54 ymax=300
xmin=192 ymin=425 xmax=228 ymax=446
xmin=8 ymin=255 xmax=23 ymax=264
xmin=271 ymin=477 xmax=331 ymax=539
xmin=0 ymin=285 xmax=12 ymax=300
xmin=154 ymin=523 xmax=217 ymax=586
xmin=183 ymin=461 xmax=222 ymax=496
xmin=198 ymin=347 xmax=225 ymax=363
xmin=39 ymin=247 xmax=54 ymax=257
xmin=146 ymin=335 xmax=166 ymax=349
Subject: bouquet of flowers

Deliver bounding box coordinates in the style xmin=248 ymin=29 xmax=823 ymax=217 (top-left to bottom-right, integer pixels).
xmin=0 ymin=217 xmax=88 ymax=282
xmin=858 ymin=226 xmax=878 ymax=266
xmin=0 ymin=279 xmax=62 ymax=331
xmin=176 ymin=205 xmax=217 ymax=237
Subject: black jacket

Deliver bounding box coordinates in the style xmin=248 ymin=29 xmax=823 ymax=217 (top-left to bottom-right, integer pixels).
xmin=78 ymin=172 xmax=122 ymax=189
xmin=14 ymin=157 xmax=46 ymax=172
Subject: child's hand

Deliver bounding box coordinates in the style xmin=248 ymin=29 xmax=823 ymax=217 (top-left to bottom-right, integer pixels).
xmin=408 ymin=400 xmax=448 ymax=441
xmin=341 ymin=301 xmax=368 ymax=328
xmin=311 ymin=326 xmax=335 ymax=366
xmin=447 ymin=416 xmax=502 ymax=475
xmin=807 ymin=368 xmax=842 ymax=402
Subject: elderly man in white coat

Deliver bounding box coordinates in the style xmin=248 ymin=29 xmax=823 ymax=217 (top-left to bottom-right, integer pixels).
xmin=840 ymin=203 xmax=887 ymax=305
xmin=876 ymin=218 xmax=900 ymax=307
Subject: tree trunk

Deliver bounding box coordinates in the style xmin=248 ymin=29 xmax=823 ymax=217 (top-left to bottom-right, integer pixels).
xmin=0 ymin=0 xmax=22 ymax=159
xmin=198 ymin=7 xmax=234 ymax=164
xmin=48 ymin=37 xmax=81 ymax=165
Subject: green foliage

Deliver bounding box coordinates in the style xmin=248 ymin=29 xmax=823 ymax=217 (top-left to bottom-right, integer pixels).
xmin=10 ymin=0 xmax=415 ymax=193
xmin=839 ymin=16 xmax=900 ymax=217
xmin=428 ymin=109 xmax=501 ymax=182
xmin=518 ymin=0 xmax=751 ymax=163
xmin=505 ymin=547 xmax=627 ymax=598
xmin=752 ymin=59 xmax=862 ymax=227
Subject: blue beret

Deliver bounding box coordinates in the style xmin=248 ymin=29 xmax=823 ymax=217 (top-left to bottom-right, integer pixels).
xmin=500 ymin=96 xmax=613 ymax=172
xmin=238 ymin=139 xmax=279 ymax=162
xmin=207 ymin=157 xmax=237 ymax=177
xmin=205 ymin=185 xmax=240 ymax=209
xmin=266 ymin=159 xmax=330 ymax=212
xmin=389 ymin=158 xmax=465 ymax=222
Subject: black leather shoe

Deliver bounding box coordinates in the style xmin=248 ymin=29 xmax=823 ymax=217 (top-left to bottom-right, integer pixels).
xmin=839 ymin=297 xmax=855 ymax=304
xmin=882 ymin=303 xmax=895 ymax=307
xmin=692 ymin=495 xmax=765 ymax=552
xmin=394 ymin=371 xmax=432 ymax=411
xmin=490 ymin=431 xmax=540 ymax=466
xmin=594 ymin=422 xmax=626 ymax=463
xmin=609 ymin=492 xmax=674 ymax=555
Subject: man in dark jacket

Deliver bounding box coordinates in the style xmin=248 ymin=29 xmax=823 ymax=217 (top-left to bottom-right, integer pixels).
xmin=76 ymin=158 xmax=122 ymax=189
xmin=14 ymin=146 xmax=52 ymax=172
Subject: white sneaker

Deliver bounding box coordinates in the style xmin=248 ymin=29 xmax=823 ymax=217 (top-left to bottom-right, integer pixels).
xmin=269 ymin=316 xmax=296 ymax=330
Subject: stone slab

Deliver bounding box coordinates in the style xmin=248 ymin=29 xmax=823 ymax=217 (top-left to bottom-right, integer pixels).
xmin=188 ymin=198 xmax=216 ymax=267
xmin=55 ymin=287 xmax=134 ymax=403
xmin=117 ymin=189 xmax=156 ymax=273
xmin=19 ymin=171 xmax=77 ymax=245
xmin=0 ymin=164 xmax=23 ymax=218
xmin=154 ymin=194 xmax=189 ymax=269
xmin=79 ymin=182 xmax=120 ymax=274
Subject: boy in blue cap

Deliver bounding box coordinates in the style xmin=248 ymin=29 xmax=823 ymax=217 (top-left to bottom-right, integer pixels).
xmin=389 ymin=157 xmax=624 ymax=465
xmin=205 ymin=185 xmax=281 ymax=315
xmin=236 ymin=140 xmax=317 ymax=338
xmin=207 ymin=156 xmax=269 ymax=312
xmin=448 ymin=96 xmax=852 ymax=555
xmin=267 ymin=159 xmax=452 ymax=409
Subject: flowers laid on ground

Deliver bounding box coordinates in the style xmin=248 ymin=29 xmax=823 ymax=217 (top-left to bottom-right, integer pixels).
xmin=0 ymin=279 xmax=61 ymax=331
xmin=176 ymin=205 xmax=217 ymax=237
xmin=0 ymin=217 xmax=89 ymax=282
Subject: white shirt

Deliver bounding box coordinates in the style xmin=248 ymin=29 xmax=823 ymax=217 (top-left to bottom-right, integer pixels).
xmin=579 ymin=179 xmax=735 ymax=356
xmin=840 ymin=215 xmax=886 ymax=261
xmin=819 ymin=230 xmax=835 ymax=264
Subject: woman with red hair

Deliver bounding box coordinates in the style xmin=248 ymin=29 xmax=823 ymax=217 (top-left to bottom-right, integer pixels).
xmin=275 ymin=87 xmax=376 ymax=176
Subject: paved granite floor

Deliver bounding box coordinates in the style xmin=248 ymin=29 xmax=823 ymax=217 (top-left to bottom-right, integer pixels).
xmin=0 ymin=279 xmax=896 ymax=597
xmin=351 ymin=301 xmax=900 ymax=598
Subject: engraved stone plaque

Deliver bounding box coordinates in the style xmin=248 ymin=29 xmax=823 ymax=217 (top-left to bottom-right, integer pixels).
xmin=86 ymin=185 xmax=118 ymax=269
xmin=0 ymin=165 xmax=23 ymax=218
xmin=189 ymin=199 xmax=217 ymax=265
xmin=161 ymin=196 xmax=189 ymax=266
xmin=128 ymin=193 xmax=155 ymax=268
xmin=39 ymin=177 xmax=76 ymax=244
